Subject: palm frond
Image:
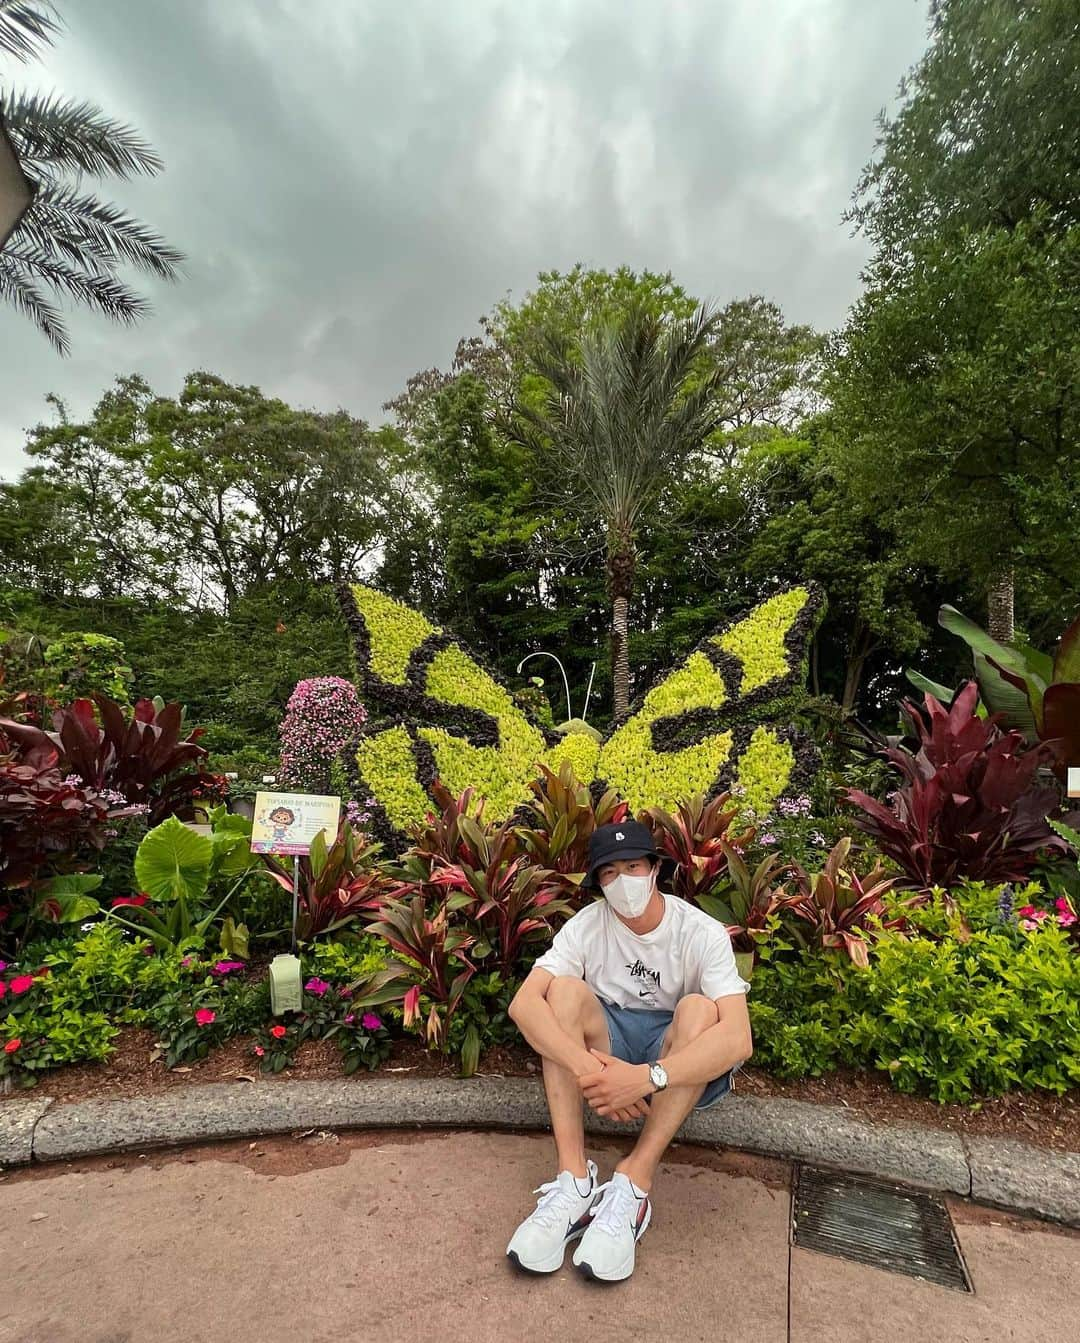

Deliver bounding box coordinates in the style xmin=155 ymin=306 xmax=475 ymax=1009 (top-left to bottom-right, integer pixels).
xmin=0 ymin=0 xmax=58 ymax=62
xmin=3 ymin=243 xmax=151 ymax=322
xmin=18 ymin=183 xmax=184 ymax=276
xmin=2 ymin=90 xmax=164 ymax=178
xmin=0 ymin=251 xmax=67 ymax=352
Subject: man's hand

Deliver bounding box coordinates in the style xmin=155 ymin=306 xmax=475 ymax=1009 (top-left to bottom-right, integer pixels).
xmin=578 ymin=1049 xmax=655 ymax=1121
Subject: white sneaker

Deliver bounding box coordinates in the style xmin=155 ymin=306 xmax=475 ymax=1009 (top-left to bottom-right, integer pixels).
xmin=572 ymin=1171 xmax=651 ymax=1282
xmin=506 ymin=1159 xmax=600 ymax=1273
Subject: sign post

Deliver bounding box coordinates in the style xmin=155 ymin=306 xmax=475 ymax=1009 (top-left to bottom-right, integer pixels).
xmin=250 ymin=790 xmax=342 ymax=1014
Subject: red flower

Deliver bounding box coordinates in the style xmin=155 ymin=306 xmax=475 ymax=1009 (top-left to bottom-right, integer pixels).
xmin=270 ymin=1024 xmax=287 ymax=1039
xmin=194 ymin=1008 xmax=216 ymax=1026
xmin=10 ymin=975 xmax=34 ymax=995
xmin=4 ymin=1038 xmax=21 ymax=1054
xmin=0 ymin=982 xmax=6 ymax=998
xmin=111 ymin=894 xmax=149 ymax=908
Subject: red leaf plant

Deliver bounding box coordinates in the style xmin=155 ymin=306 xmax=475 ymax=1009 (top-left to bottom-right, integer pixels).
xmin=845 ymin=682 xmax=1067 ymax=891
xmin=365 ymin=894 xmax=478 ymax=1048
xmin=776 ymin=837 xmax=904 ymax=968
xmin=641 ymin=792 xmax=753 ymax=906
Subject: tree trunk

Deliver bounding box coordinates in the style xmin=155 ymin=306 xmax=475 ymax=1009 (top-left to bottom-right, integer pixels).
xmin=608 ymin=542 xmax=635 ymax=721
xmin=841 ymin=619 xmax=876 ymax=713
xmin=988 ymin=567 xmax=1015 ymax=644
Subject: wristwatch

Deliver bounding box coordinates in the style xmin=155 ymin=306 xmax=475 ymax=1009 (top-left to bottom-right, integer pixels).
xmin=648 ymin=1061 xmax=668 ymax=1092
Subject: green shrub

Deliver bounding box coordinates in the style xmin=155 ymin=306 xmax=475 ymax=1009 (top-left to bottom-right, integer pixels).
xmin=44 ymin=632 xmax=134 ymax=706
xmin=748 ymin=914 xmax=1080 ymax=1102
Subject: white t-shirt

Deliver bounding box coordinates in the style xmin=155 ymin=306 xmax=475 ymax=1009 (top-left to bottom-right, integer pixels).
xmin=531 ymin=891 xmax=749 ymax=1012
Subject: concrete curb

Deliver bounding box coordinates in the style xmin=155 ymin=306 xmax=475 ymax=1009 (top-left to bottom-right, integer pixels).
xmin=4 ymin=1077 xmax=1078 ymax=1226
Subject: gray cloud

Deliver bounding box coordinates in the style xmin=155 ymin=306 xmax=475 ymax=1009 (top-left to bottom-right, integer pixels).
xmin=0 ymin=0 xmax=930 ymax=475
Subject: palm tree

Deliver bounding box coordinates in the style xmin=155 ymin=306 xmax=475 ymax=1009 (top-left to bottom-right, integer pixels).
xmin=511 ymin=301 xmax=730 ymax=720
xmin=0 ymin=0 xmax=182 ymax=353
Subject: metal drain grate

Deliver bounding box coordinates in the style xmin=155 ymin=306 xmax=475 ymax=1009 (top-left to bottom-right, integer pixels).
xmin=792 ymin=1167 xmax=972 ymax=1292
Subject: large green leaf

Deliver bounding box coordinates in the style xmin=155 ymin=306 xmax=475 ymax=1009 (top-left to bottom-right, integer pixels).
xmin=905 ymin=668 xmax=957 ymax=703
xmin=938 ymin=605 xmax=1029 ymax=672
xmin=35 ymin=873 xmax=103 ymax=923
xmin=134 ymin=816 xmax=213 ymax=905
xmin=976 ymin=652 xmax=1039 ymax=737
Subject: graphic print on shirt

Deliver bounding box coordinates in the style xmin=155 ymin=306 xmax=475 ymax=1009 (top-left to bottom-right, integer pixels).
xmin=626 ymin=957 xmax=661 ymax=1004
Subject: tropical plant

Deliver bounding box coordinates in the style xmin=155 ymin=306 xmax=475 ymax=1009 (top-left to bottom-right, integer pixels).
xmin=515 ymin=761 xmax=629 ymax=892
xmin=908 ymin=605 xmax=1080 ymax=782
xmin=507 ymin=300 xmax=734 ymax=718
xmin=641 ymin=792 xmax=752 ymax=906
xmin=111 ymin=811 xmax=262 ymax=954
xmin=846 ymin=683 xmax=1066 ymax=890
xmin=263 ymin=822 xmax=393 ymax=941
xmin=698 ymin=843 xmax=790 ymax=976
xmin=0 ymin=0 xmax=183 ymax=352
xmin=776 ymin=837 xmax=903 ymax=968
xmin=364 ymin=894 xmax=477 ymax=1049
xmin=1 ymin=693 xmax=214 ymax=822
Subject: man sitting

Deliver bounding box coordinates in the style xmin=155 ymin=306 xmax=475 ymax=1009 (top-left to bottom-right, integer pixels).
xmin=505 ymin=819 xmax=752 ymax=1282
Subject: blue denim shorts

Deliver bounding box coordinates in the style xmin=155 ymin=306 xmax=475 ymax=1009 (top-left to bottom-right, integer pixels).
xmin=598 ymin=1000 xmax=736 ymax=1112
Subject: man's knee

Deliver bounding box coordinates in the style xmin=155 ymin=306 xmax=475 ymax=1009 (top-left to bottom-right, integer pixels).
xmin=546 ymin=976 xmax=593 ymax=1026
xmin=670 ymin=994 xmax=718 ymax=1041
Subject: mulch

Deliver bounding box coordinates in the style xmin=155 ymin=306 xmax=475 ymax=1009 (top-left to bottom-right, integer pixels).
xmin=4 ymin=1026 xmax=1078 ymax=1154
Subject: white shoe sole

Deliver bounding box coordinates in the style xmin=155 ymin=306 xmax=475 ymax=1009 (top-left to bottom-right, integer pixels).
xmin=574 ymin=1202 xmax=652 ymax=1282
xmin=506 ymin=1226 xmax=587 ymax=1274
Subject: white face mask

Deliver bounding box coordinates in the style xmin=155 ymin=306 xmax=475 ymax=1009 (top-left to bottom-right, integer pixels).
xmin=602 ymin=870 xmax=655 ymax=919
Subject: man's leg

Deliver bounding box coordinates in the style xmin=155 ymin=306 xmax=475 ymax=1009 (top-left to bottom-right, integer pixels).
xmin=542 ymin=977 xmax=612 ymax=1179
xmin=615 ymin=994 xmax=718 ymax=1193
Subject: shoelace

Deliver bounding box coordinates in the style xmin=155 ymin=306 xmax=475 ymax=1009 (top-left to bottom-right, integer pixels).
xmin=588 ymin=1179 xmax=641 ymax=1238
xmin=530 ymin=1177 xmax=591 ymax=1231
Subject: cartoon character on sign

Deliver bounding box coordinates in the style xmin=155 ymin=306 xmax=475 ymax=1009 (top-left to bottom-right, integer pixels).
xmin=260 ymin=804 xmax=297 ymax=846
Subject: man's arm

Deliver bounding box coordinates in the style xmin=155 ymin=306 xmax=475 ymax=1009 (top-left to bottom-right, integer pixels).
xmin=508 ymin=969 xmax=597 ymax=1077
xmin=651 ymin=994 xmax=753 ymax=1090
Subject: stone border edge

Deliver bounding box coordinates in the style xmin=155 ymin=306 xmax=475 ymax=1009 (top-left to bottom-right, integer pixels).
xmin=4 ymin=1077 xmax=1077 ymax=1228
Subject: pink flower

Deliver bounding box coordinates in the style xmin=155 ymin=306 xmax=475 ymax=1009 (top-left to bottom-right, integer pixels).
xmin=1055 ymin=898 xmax=1074 ymax=915
xmin=339 ymin=987 xmax=353 ymax=999
xmin=361 ymin=1013 xmax=382 ymax=1031
xmin=344 ymin=1013 xmax=355 ymax=1024
xmin=0 ymin=982 xmax=5 ymax=998
xmin=212 ymin=961 xmax=245 ymax=975
xmin=1058 ymin=912 xmax=1077 ymax=928
xmin=1020 ymin=918 xmax=1039 ymax=931
xmin=111 ymin=894 xmax=149 ymax=908
xmin=254 ymin=1045 xmax=265 ymax=1057
xmin=304 ymin=977 xmax=330 ymax=997
xmin=10 ymin=975 xmax=34 ymax=995
xmin=194 ymin=1009 xmax=216 ymax=1026
xmin=1017 ymin=905 xmax=1037 ymax=918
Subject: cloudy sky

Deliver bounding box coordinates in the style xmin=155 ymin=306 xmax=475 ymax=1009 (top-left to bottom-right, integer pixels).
xmin=0 ymin=0 xmax=931 ymax=478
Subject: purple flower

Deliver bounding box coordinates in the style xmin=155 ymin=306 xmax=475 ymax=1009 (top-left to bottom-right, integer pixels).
xmin=759 ymin=832 xmax=777 ymax=846
xmin=304 ymin=977 xmax=331 ymax=997
xmin=212 ymin=961 xmax=245 ymax=976
xmin=361 ymin=1012 xmax=382 ymax=1031
xmin=344 ymin=1013 xmax=356 ymax=1024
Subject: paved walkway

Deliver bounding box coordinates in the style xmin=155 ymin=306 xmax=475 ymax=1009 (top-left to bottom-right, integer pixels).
xmin=0 ymin=1129 xmax=1074 ymax=1343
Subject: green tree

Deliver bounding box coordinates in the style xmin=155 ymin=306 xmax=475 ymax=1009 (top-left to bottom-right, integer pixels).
xmin=0 ymin=0 xmax=182 ymax=352
xmin=741 ymin=424 xmax=936 ymax=712
xmin=839 ymin=0 xmax=1080 ymax=639
xmin=509 ymin=301 xmax=735 ymax=719
xmin=827 ymin=216 xmax=1080 ymax=644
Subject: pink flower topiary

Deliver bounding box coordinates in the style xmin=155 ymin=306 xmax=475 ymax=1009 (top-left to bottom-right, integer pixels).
xmin=278 ymin=677 xmax=367 ymax=793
